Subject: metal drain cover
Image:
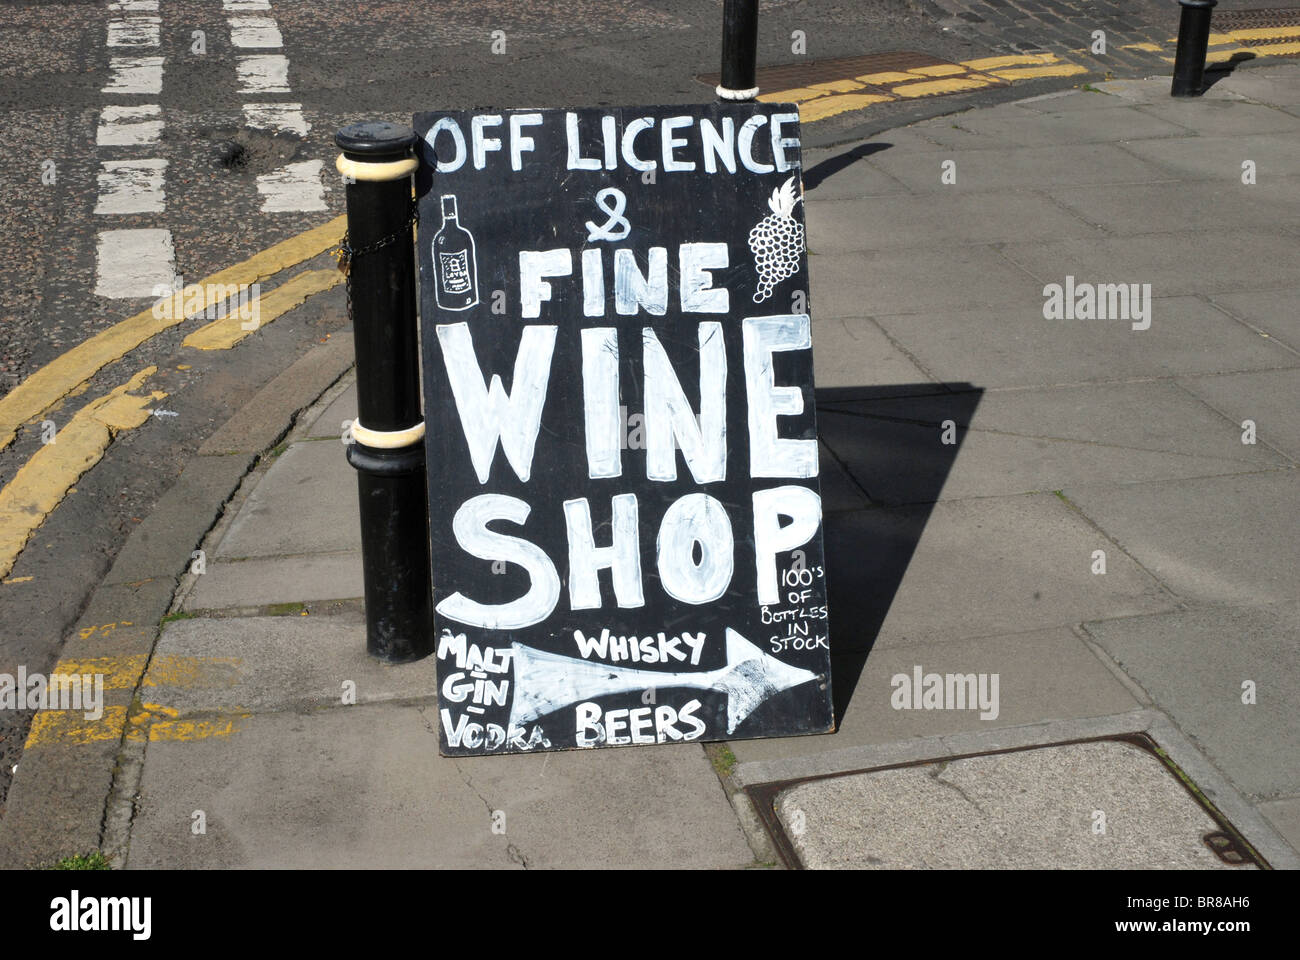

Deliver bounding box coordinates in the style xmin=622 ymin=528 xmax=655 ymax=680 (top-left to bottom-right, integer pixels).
xmin=747 ymin=736 xmax=1265 ymax=869
xmin=1213 ymin=7 xmax=1300 ymax=44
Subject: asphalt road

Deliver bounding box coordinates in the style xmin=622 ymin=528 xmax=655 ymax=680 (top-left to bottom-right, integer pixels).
xmin=0 ymin=0 xmax=1223 ymax=804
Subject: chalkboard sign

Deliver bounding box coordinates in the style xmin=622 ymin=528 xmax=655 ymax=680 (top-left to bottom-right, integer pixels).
xmin=414 ymin=103 xmax=833 ymax=756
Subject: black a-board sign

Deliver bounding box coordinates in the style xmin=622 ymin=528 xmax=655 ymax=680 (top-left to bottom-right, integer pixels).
xmin=413 ymin=103 xmax=833 ymax=756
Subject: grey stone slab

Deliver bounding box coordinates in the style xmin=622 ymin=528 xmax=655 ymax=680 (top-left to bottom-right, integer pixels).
xmin=150 ymin=613 xmax=431 ymax=715
xmin=183 ymin=552 xmax=363 ymax=610
xmin=1119 ymin=134 xmax=1300 ymax=184
xmin=1046 ymin=178 xmax=1300 ymax=237
xmin=1132 ymin=100 xmax=1300 ymax=136
xmin=999 ymin=232 xmax=1300 ymax=294
xmin=1013 ymin=86 xmax=1158 ymax=112
xmin=103 ymin=453 xmax=253 ymax=586
xmin=914 ymin=106 xmax=1194 ymax=149
xmin=810 ymin=314 xmax=934 ymax=388
xmin=1063 ymin=472 xmax=1300 ymax=605
xmin=216 ymin=439 xmax=360 ymax=558
xmin=817 ymin=441 xmax=870 ymax=513
xmin=819 ymin=380 xmax=1286 ymax=503
xmin=1211 ymin=287 xmax=1300 ymax=351
xmin=775 ymin=740 xmax=1242 ymax=869
xmin=729 ymin=628 xmax=1140 ymax=767
xmin=802 ymin=146 xmax=912 ymax=201
xmin=1083 ymin=602 xmax=1300 ymax=800
xmin=1258 ymin=797 xmax=1300 ymax=854
xmin=872 ymin=297 xmax=1296 ymax=388
xmin=200 ymin=333 xmax=354 ymax=455
xmin=866 ymin=143 xmax=1169 ymax=193
xmin=810 ymin=246 xmax=1035 ymax=318
xmin=127 ymin=702 xmax=754 ymax=869
xmin=306 ymin=381 xmax=357 ymax=440
xmin=1205 ymin=73 xmax=1300 ymax=107
xmin=1179 ymin=369 xmax=1300 ymax=462
xmin=819 ymin=493 xmax=1174 ymax=653
xmin=805 ymin=191 xmax=1100 ymax=253
xmin=1088 ymin=78 xmax=1247 ymax=106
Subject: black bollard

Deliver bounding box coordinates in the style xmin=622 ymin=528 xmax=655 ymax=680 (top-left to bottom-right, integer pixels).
xmin=718 ymin=0 xmax=759 ymax=102
xmin=1171 ymin=0 xmax=1219 ymax=97
xmin=335 ymin=122 xmax=434 ymax=663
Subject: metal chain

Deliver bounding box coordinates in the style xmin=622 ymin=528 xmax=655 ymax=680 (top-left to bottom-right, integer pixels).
xmin=336 ymin=198 xmax=419 ymax=321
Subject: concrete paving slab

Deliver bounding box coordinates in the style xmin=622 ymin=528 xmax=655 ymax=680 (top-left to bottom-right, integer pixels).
xmin=819 ymin=493 xmax=1174 ymax=654
xmin=730 ymin=628 xmax=1140 ymax=767
xmin=1179 ymin=369 xmax=1300 ymax=462
xmin=818 ymin=380 xmax=1286 ymax=504
xmin=1012 ymin=87 xmax=1160 ymax=112
xmin=306 ymin=381 xmax=357 ymax=440
xmin=999 ymin=231 xmax=1300 ymax=294
xmin=1046 ymin=177 xmax=1300 ymax=236
xmin=126 ymin=701 xmax=755 ymax=869
xmin=866 ymin=297 xmax=1294 ymax=388
xmin=810 ymin=245 xmax=1035 ymax=318
xmin=182 ymin=551 xmax=363 ymax=609
xmin=913 ymin=106 xmax=1195 ymax=149
xmin=216 ymin=439 xmax=360 ymax=558
xmin=806 ymin=191 xmax=1100 ymax=253
xmin=819 ymin=384 xmax=1283 ymax=504
xmin=866 ymin=143 xmax=1169 ymax=193
xmin=1258 ymin=797 xmax=1300 ymax=853
xmin=817 ymin=441 xmax=871 ymax=513
xmin=149 ymin=613 xmax=432 ymax=715
xmin=1132 ymin=99 xmax=1300 ymax=136
xmin=1088 ymin=77 xmax=1247 ymax=105
xmin=1119 ymin=134 xmax=1300 ymax=184
xmin=1211 ymin=287 xmax=1300 ymax=351
xmin=810 ymin=314 xmax=934 ymax=387
xmin=774 ymin=740 xmax=1244 ymax=869
xmin=802 ymin=146 xmax=912 ymax=201
xmin=1063 ymin=472 xmax=1300 ymax=606
xmin=1083 ymin=602 xmax=1300 ymax=801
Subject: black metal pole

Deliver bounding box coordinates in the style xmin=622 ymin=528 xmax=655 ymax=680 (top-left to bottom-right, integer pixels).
xmin=335 ymin=121 xmax=433 ymax=663
xmin=1171 ymin=0 xmax=1218 ymax=97
xmin=718 ymin=0 xmax=759 ymax=101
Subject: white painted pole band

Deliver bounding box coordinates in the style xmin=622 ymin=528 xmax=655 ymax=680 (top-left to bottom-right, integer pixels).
xmin=716 ymin=85 xmax=760 ymax=101
xmin=350 ymin=419 xmax=425 ymax=449
xmin=336 ymin=154 xmax=418 ymax=182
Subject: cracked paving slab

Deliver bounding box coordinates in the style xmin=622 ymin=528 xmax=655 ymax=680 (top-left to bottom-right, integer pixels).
xmin=773 ymin=739 xmax=1250 ymax=869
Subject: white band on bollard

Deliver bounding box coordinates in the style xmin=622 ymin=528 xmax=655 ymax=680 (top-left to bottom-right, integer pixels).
xmin=350 ymin=419 xmax=425 ymax=449
xmin=716 ymin=85 xmax=760 ymax=101
xmin=336 ymin=154 xmax=419 ymax=183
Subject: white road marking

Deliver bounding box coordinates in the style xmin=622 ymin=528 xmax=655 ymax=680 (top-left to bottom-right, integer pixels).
xmin=94 ymin=229 xmax=176 ymax=298
xmin=96 ymin=104 xmax=163 ymax=146
xmin=94 ymin=159 xmax=167 ymax=215
xmin=108 ymin=1 xmax=159 ymax=10
xmin=235 ymin=54 xmax=290 ymax=93
xmin=102 ymin=56 xmax=165 ymax=94
xmin=107 ymin=18 xmax=161 ymax=47
xmin=242 ymin=102 xmax=309 ymax=137
xmin=228 ymin=17 xmax=283 ymax=49
xmin=257 ymin=160 xmax=327 ymax=212
xmin=222 ymin=0 xmax=271 ymax=9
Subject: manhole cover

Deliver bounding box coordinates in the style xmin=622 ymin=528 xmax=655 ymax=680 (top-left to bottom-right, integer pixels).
xmin=746 ymin=734 xmax=1268 ymax=870
xmin=1213 ymin=7 xmax=1300 ymax=44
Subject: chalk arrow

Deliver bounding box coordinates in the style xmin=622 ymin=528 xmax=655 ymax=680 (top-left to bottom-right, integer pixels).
xmin=507 ymin=628 xmax=819 ymax=735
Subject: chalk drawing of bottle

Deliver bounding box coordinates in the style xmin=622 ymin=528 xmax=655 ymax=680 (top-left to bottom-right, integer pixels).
xmin=433 ymin=194 xmax=479 ymax=311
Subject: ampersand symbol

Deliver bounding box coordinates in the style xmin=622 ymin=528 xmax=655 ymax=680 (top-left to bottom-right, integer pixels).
xmin=585 ymin=187 xmax=631 ymax=242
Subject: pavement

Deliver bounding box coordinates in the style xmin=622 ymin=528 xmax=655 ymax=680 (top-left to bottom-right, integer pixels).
xmin=2 ymin=56 xmax=1299 ymax=870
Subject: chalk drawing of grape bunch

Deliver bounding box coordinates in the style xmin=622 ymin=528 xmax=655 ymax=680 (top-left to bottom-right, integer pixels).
xmin=748 ymin=175 xmax=805 ymax=304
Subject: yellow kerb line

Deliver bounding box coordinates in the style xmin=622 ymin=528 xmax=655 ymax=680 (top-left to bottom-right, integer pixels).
xmin=183 ymin=269 xmax=343 ymax=351
xmin=0 ymin=215 xmax=345 ymax=452
xmin=0 ymin=366 xmax=164 ymax=579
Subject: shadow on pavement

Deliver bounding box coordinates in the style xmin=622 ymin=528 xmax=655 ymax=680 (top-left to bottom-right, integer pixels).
xmin=815 ymin=383 xmax=983 ymax=725
xmin=803 ymin=141 xmax=892 ymax=191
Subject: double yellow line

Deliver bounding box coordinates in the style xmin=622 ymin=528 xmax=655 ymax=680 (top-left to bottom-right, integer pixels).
xmin=0 ymin=218 xmax=345 ymax=579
